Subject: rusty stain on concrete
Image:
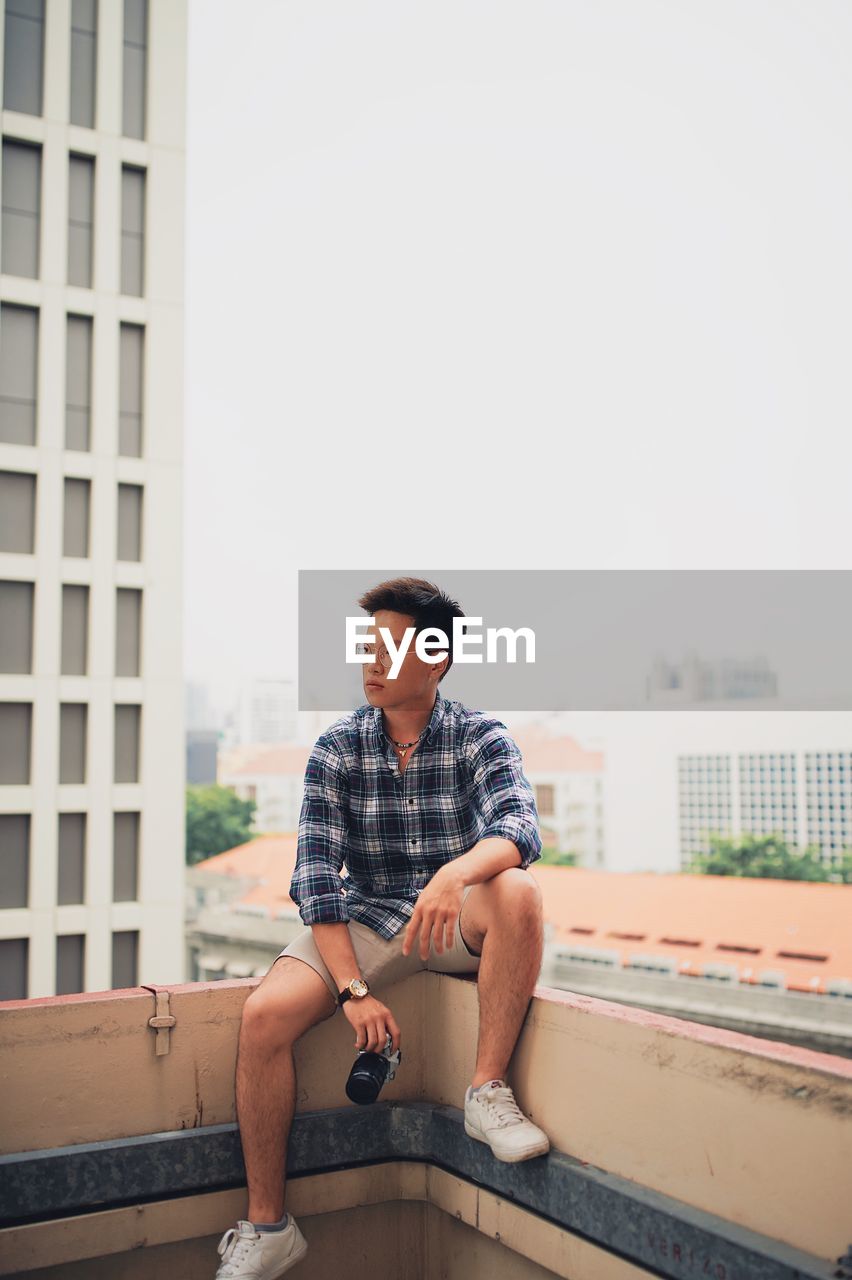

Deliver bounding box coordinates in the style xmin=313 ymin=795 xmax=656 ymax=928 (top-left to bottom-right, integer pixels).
xmin=715 ymin=1057 xmax=852 ymax=1117
xmin=193 ymin=1062 xmax=204 ymax=1128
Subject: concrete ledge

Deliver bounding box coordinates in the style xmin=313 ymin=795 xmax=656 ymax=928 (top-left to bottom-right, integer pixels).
xmin=0 ymin=1172 xmax=658 ymax=1280
xmin=3 ymin=970 xmax=852 ymax=1270
xmin=0 ymin=1102 xmax=838 ymax=1280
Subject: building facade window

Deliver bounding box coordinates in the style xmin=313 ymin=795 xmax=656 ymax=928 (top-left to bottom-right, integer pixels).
xmin=117 ymin=483 xmax=143 ymax=560
xmin=535 ymin=783 xmax=555 ymax=817
xmin=59 ymin=703 xmax=88 ymax=785
xmin=0 ymin=471 xmax=36 ymax=553
xmin=120 ymin=166 xmax=145 ymax=295
xmin=0 ymin=579 xmax=34 ymax=673
xmin=1 ymin=140 xmax=41 ymax=278
xmin=68 ymin=154 xmax=95 ymax=287
xmin=65 ymin=314 xmax=93 ymax=449
xmin=113 ymin=811 xmax=140 ymax=901
xmin=114 ymin=704 xmax=141 ymax=782
xmin=0 ymin=938 xmax=28 ymax=1001
xmin=118 ymin=323 xmax=144 ymax=454
xmin=58 ymin=813 xmax=86 ymax=905
xmin=0 ymin=304 xmax=39 ymax=445
xmin=115 ymin=586 xmax=142 ymax=676
xmin=122 ymin=0 xmax=147 ymax=139
xmin=0 ymin=813 xmax=29 ymax=908
xmin=0 ymin=703 xmax=32 ymax=784
xmin=61 ymin=583 xmax=89 ymax=676
xmin=62 ymin=476 xmax=91 ymax=558
xmin=3 ymin=0 xmax=45 ymax=116
xmin=56 ymin=934 xmax=85 ymax=995
xmin=70 ymin=0 xmax=98 ymax=128
xmin=112 ymin=929 xmax=139 ymax=989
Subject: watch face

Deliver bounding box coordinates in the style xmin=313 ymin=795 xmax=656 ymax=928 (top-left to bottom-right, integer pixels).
xmin=351 ymin=978 xmax=369 ymax=998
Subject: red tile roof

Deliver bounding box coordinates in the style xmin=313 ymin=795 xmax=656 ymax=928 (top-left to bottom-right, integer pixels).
xmin=195 ymin=839 xmax=852 ymax=992
xmin=510 ymin=725 xmax=604 ymax=773
xmin=194 ymin=835 xmax=300 ymax=913
xmin=533 ymin=865 xmax=852 ymax=993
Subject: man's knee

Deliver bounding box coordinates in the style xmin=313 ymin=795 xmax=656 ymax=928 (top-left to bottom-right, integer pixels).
xmin=241 ymin=960 xmax=336 ymax=1046
xmin=492 ymin=866 xmax=543 ymax=913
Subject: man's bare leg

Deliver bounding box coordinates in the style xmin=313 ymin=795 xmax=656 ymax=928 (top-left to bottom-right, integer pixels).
xmin=235 ymin=955 xmax=337 ymax=1223
xmin=458 ymin=869 xmax=544 ymax=1087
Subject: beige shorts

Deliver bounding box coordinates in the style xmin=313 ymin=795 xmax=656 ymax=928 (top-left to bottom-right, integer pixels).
xmin=273 ymin=883 xmax=481 ymax=1006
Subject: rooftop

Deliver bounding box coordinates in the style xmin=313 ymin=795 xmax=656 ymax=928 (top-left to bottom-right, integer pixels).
xmin=2 ymin=971 xmax=851 ymax=1277
xmin=537 ymin=865 xmax=852 ymax=993
xmin=193 ymin=841 xmax=852 ymax=993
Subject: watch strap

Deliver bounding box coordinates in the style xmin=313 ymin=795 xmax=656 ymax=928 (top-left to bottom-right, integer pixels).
xmin=337 ymin=977 xmax=369 ymax=1006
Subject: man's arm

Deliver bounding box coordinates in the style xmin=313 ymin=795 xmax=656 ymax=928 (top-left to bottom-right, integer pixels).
xmin=456 ymin=721 xmax=542 ymax=884
xmin=403 ymin=724 xmax=541 ymax=959
xmin=449 ymin=835 xmax=524 ymax=887
xmin=289 ymin=739 xmax=366 ymax=989
xmin=310 ymin=922 xmax=365 ymax=993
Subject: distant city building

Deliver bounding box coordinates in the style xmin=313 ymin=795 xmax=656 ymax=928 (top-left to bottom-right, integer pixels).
xmin=185 ymin=834 xmax=304 ymax=980
xmin=601 ymin=713 xmax=852 ymax=874
xmin=231 ymin=678 xmax=299 ymax=746
xmin=218 ymin=743 xmax=311 ymax=832
xmin=185 ymin=682 xmax=221 ymax=783
xmin=217 ymin=720 xmax=606 ymax=858
xmin=186 ymin=843 xmax=852 ymax=1055
xmin=510 ymin=726 xmax=605 ymax=867
xmin=185 ymin=681 xmax=219 ymax=733
xmin=186 ymin=729 xmax=219 ymax=785
xmin=678 ymin=749 xmax=852 ymax=867
xmin=0 ymin=1 xmax=187 ymax=999
xmin=647 ymin=650 xmax=778 ymax=703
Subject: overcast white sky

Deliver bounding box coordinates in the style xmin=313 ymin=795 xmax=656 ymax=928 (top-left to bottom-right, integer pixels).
xmin=183 ymin=0 xmax=852 ymax=706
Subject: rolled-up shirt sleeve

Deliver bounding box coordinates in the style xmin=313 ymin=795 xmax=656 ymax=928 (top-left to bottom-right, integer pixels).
xmin=289 ymin=737 xmax=351 ymax=927
xmin=465 ymin=722 xmax=542 ymax=869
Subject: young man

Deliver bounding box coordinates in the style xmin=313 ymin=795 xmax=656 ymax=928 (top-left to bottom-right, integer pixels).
xmin=214 ymin=578 xmax=549 ymax=1279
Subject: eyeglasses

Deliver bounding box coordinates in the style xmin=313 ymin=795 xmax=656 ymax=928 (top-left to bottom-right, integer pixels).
xmin=355 ymin=642 xmax=396 ymax=670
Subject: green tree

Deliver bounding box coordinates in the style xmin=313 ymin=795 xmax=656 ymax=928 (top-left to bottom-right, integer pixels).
xmin=538 ymin=845 xmax=579 ymax=867
xmin=185 ymin=784 xmax=257 ymax=866
xmin=687 ymin=831 xmax=852 ymax=884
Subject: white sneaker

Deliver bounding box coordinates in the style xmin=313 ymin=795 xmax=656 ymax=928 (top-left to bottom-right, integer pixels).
xmin=214 ymin=1215 xmax=308 ymax=1278
xmin=464 ymin=1078 xmax=551 ymax=1163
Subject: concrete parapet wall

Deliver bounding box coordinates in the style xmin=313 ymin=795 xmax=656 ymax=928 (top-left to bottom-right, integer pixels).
xmin=2 ymin=971 xmax=851 ymax=1275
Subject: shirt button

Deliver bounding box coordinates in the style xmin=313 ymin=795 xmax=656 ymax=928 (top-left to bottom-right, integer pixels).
xmin=411 ymin=838 xmax=417 ymax=845
xmin=408 ymin=799 xmax=414 ymax=805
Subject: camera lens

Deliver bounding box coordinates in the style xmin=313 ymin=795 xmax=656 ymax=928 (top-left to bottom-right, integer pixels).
xmin=345 ymin=1052 xmax=390 ymax=1105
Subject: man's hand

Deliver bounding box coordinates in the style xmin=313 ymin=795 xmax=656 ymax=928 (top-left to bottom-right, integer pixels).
xmin=402 ymin=864 xmax=465 ymax=961
xmin=343 ymin=994 xmax=401 ymax=1055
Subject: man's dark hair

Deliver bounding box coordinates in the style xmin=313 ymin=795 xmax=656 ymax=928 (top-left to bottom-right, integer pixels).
xmin=357 ymin=577 xmax=465 ymax=683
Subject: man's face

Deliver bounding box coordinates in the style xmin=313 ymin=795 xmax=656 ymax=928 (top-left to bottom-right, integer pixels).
xmin=361 ymin=609 xmax=447 ymax=709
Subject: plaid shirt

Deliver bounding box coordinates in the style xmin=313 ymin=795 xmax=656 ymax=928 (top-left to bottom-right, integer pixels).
xmin=289 ymin=689 xmax=542 ymax=939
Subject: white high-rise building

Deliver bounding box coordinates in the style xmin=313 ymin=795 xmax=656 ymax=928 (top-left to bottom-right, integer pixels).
xmin=0 ymin=0 xmax=187 ymax=998
xmin=678 ymin=747 xmax=852 ymax=868
xmin=600 ymin=713 xmax=852 ymax=873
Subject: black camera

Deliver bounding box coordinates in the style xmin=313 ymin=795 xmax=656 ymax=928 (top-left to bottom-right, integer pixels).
xmin=345 ymin=1032 xmax=402 ymax=1105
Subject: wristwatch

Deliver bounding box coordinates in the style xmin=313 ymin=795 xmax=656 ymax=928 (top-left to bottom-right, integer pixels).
xmin=338 ymin=977 xmax=370 ymax=1006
